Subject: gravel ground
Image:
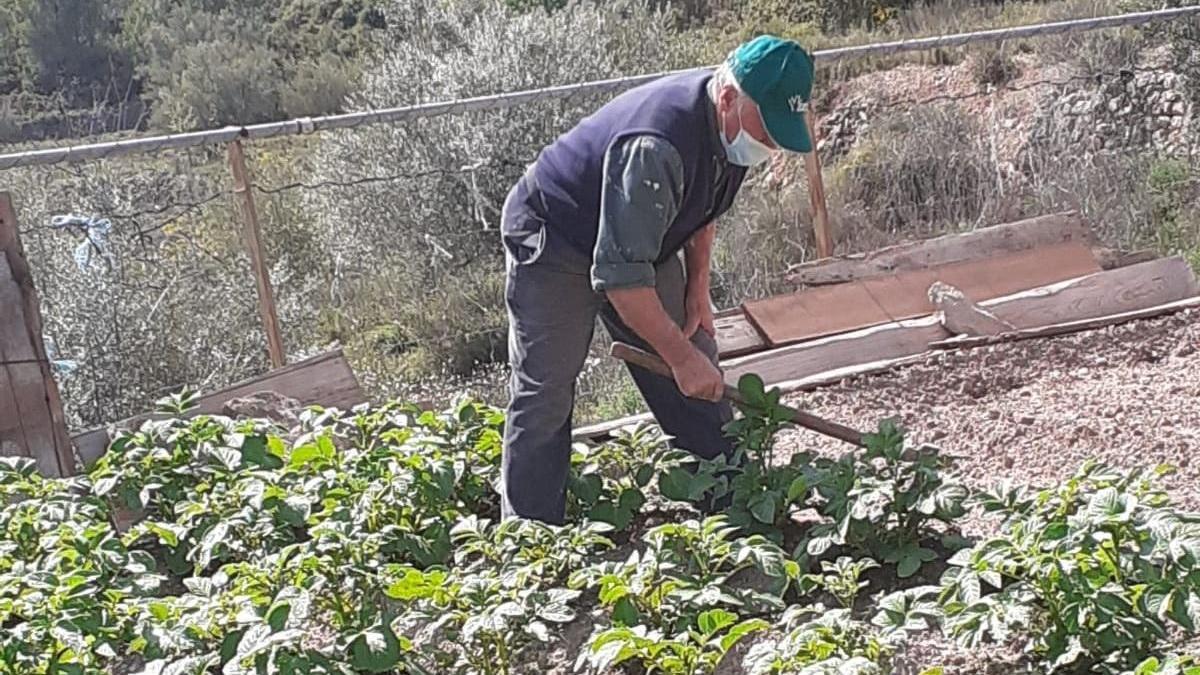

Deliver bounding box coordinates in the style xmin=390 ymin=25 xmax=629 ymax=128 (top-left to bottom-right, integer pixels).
xmin=778 ymin=308 xmax=1200 ymax=508
xmin=772 ymin=307 xmax=1200 ymax=673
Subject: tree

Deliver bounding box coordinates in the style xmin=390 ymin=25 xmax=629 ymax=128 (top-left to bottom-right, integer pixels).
xmin=3 ymin=0 xmax=133 ymax=103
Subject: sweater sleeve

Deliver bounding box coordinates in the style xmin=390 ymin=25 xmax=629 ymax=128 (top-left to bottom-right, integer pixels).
xmin=590 ymin=134 xmax=686 ymax=292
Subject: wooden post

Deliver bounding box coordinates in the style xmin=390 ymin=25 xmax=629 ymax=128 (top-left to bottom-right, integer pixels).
xmin=803 ymin=111 xmax=833 ymax=259
xmin=0 ymin=193 xmax=76 ymax=476
xmin=227 ymin=140 xmax=286 ymax=369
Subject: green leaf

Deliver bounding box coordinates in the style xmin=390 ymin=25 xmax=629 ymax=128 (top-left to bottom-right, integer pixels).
xmin=538 ymin=603 xmax=575 ymax=624
xmin=266 ymin=601 xmax=291 ymax=632
xmin=213 ymin=447 xmax=241 ymax=472
xmin=635 ymin=464 xmax=655 ymax=489
xmin=698 ymin=608 xmax=737 ymax=635
xmin=148 ymin=601 xmax=172 ymax=622
xmin=617 ymin=488 xmax=645 ymax=517
xmin=588 ymin=502 xmax=623 ymax=530
xmin=807 ymin=534 xmax=835 ymax=557
xmin=749 ymin=492 xmax=777 ymax=524
xmin=738 ymin=373 xmax=767 ymax=407
xmin=894 ymin=543 xmax=938 ymax=578
xmin=195 ymin=522 xmax=229 ymax=569
xmin=288 ymin=443 xmax=329 ymax=470
xmin=234 ymin=625 xmax=303 ymax=661
xmin=719 ymin=619 xmax=769 ymax=652
xmin=786 ymin=476 xmax=808 ymax=503
xmin=613 ymin=596 xmax=640 ymax=627
xmin=571 ymin=474 xmax=603 ymax=505
xmin=220 ymin=629 xmax=244 ymax=664
xmin=242 ymin=436 xmax=283 ymax=470
xmin=385 ymin=568 xmax=440 ymax=601
xmin=350 ymin=620 xmax=405 ymax=673
xmin=141 ymin=521 xmax=185 ymax=548
xmin=660 ymin=467 xmax=711 ymax=502
xmin=92 ymin=476 xmax=118 ymax=497
xmin=1134 ymin=657 xmax=1161 ymax=675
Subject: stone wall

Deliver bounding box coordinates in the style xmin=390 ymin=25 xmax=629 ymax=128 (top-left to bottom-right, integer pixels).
xmin=817 ymin=68 xmax=1196 ymax=164
xmin=816 ymin=96 xmax=873 ymax=160
xmin=1034 ymin=70 xmax=1194 ymax=156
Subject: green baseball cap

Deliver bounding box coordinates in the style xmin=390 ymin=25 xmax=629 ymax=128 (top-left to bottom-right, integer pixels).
xmin=727 ymin=35 xmax=815 ymax=153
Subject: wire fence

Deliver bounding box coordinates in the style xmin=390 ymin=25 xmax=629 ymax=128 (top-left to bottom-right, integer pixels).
xmin=2 ymin=7 xmax=1199 ymax=432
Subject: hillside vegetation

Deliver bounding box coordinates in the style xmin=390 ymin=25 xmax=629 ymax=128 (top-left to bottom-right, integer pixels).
xmin=0 ymin=0 xmax=1198 ymax=432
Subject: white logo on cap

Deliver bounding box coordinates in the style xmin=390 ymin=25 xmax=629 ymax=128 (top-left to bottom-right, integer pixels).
xmin=789 ymin=95 xmax=808 ymax=113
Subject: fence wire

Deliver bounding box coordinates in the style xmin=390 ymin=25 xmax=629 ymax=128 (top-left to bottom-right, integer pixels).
xmin=0 ymin=5 xmax=1198 ymax=171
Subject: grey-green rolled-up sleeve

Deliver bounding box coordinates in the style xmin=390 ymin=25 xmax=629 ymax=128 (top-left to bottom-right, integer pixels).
xmin=590 ymin=134 xmax=685 ymax=292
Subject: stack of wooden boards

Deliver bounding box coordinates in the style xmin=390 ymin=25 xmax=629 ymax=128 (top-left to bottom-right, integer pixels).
xmin=575 ymin=210 xmax=1200 ymax=440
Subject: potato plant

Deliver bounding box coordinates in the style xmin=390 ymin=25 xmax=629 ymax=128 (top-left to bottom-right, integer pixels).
xmin=933 ymin=460 xmax=1200 ymax=673
xmin=2 ymin=382 xmax=1197 ymax=675
xmin=659 ymin=374 xmax=969 ymax=579
xmin=804 ymin=419 xmax=970 ymax=578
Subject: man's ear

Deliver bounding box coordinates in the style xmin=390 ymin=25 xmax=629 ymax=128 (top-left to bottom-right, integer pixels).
xmin=717 ymin=84 xmax=739 ymax=115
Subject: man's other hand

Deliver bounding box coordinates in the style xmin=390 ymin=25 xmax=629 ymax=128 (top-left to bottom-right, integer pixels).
xmin=670 ymin=347 xmax=725 ymax=402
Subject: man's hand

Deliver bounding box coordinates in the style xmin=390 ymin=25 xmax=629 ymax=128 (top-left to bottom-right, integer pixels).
xmin=606 ymin=286 xmax=726 ymax=403
xmin=683 ymin=289 xmax=716 ymax=338
xmin=669 ymin=346 xmax=725 ymax=402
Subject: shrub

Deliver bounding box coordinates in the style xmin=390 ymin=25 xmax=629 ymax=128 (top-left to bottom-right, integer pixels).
xmin=971 ymin=46 xmax=1021 ymax=88
xmin=278 ymin=53 xmax=361 ymax=119
xmin=832 ymin=102 xmax=995 ymax=236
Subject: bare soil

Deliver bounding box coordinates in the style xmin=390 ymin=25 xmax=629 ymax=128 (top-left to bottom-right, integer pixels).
xmin=771 ymin=307 xmax=1200 ymax=672
xmin=777 ymin=308 xmax=1200 ymax=509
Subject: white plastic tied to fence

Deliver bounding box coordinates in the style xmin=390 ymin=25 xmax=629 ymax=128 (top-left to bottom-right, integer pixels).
xmin=0 ymin=5 xmax=1198 ymax=171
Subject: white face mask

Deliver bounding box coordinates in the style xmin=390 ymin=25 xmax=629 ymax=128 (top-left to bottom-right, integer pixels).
xmin=721 ymin=99 xmax=774 ymax=167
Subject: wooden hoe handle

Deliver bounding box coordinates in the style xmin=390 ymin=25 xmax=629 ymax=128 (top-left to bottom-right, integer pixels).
xmin=609 ymin=342 xmax=865 ymax=448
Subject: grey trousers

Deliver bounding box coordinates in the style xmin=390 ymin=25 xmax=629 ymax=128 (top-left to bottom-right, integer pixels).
xmin=499 ymin=189 xmax=735 ymax=525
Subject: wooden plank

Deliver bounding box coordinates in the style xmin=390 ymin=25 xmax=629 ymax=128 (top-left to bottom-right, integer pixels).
xmin=743 ymin=281 xmax=885 ymax=347
xmin=0 ymin=195 xmax=74 ymax=476
xmin=715 ymin=311 xmax=766 ymax=358
xmin=932 ymin=295 xmax=1200 ymax=350
xmin=72 ymin=349 xmax=367 ymax=468
xmin=745 ymin=241 xmax=1100 ymax=347
xmin=723 ymin=316 xmax=950 ymax=385
xmin=929 ymin=282 xmax=1016 ymax=337
xmin=190 ymin=349 xmax=363 ymax=416
xmin=784 ymin=211 xmax=1097 ymax=286
xmin=574 ymin=258 xmax=1198 ymax=443
xmin=728 ymin=255 xmax=1197 ymax=387
xmin=769 ymin=353 xmax=933 ymax=392
xmin=228 ymin=140 xmax=286 ymax=369
xmin=983 ymin=255 xmax=1199 ymax=328
xmin=573 ymin=413 xmax=653 ymax=442
xmin=0 ymin=358 xmax=26 ymax=459
xmin=0 ymin=258 xmax=65 ymax=476
xmin=0 ymin=260 xmax=30 ymax=460
xmin=1094 ymin=247 xmax=1159 ymax=270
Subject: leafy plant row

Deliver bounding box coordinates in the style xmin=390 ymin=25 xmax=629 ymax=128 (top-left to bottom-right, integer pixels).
xmin=2 ymin=377 xmax=1199 ymax=675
